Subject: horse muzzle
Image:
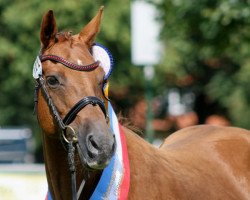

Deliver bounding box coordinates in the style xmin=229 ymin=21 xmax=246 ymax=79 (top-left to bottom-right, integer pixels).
xmin=75 ymin=121 xmax=116 ymax=170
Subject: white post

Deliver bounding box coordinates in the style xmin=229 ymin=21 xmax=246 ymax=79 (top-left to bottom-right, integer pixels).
xmin=131 ymin=1 xmax=162 ymax=143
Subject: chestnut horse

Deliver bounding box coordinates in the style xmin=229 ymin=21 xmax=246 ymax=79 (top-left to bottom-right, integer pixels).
xmin=35 ymin=7 xmax=250 ymax=200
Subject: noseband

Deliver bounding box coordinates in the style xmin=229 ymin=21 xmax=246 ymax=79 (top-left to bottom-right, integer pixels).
xmin=34 ymin=53 xmax=107 ymax=200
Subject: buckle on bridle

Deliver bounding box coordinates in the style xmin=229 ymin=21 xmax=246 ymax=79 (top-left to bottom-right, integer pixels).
xmin=62 ymin=126 xmax=78 ymax=144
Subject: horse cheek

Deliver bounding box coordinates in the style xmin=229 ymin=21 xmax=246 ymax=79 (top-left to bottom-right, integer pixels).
xmin=37 ymin=92 xmax=57 ymax=135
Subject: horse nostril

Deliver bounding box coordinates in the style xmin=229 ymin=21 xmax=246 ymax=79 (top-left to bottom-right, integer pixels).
xmin=89 ymin=135 xmax=99 ymax=150
xmin=85 ymin=133 xmax=116 ymax=164
xmin=86 ymin=134 xmax=99 ymax=158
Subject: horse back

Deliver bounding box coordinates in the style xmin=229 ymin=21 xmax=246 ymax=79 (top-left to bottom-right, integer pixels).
xmin=161 ymin=125 xmax=250 ymax=150
xmin=159 ymin=125 xmax=250 ymax=199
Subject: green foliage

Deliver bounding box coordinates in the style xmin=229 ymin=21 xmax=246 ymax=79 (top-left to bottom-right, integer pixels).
xmin=154 ymin=0 xmax=250 ymax=128
xmin=2 ymin=0 xmax=250 ymax=147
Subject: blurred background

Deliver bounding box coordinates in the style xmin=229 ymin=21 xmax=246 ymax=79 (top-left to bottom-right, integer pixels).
xmin=0 ymin=0 xmax=250 ymax=198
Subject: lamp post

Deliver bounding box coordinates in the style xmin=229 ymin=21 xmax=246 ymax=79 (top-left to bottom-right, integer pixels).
xmin=143 ymin=65 xmax=154 ymax=143
xmin=131 ymin=1 xmax=162 ymax=143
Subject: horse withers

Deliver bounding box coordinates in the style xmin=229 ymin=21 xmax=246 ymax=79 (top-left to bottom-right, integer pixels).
xmin=34 ymin=7 xmax=250 ymax=200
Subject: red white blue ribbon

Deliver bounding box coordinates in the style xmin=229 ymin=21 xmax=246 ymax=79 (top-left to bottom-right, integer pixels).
xmin=89 ymin=102 xmax=130 ymax=200
xmin=45 ymin=191 xmax=53 ymax=200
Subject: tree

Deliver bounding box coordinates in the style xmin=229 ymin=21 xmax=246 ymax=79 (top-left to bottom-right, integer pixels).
xmin=154 ymin=0 xmax=250 ymax=129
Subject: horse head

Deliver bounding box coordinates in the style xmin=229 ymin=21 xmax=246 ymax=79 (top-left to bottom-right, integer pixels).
xmin=36 ymin=7 xmax=116 ymax=170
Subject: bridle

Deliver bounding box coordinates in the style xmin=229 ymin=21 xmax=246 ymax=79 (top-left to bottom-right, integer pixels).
xmin=34 ymin=53 xmax=108 ymax=200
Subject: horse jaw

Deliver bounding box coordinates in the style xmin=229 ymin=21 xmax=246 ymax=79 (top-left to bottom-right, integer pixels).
xmin=37 ymin=91 xmax=58 ymax=136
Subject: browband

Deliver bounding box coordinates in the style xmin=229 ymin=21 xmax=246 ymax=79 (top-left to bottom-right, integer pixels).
xmin=40 ymin=54 xmax=100 ymax=71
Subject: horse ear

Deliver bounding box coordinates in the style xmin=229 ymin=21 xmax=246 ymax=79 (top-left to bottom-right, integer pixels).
xmin=40 ymin=10 xmax=58 ymax=49
xmin=79 ymin=6 xmax=104 ymax=47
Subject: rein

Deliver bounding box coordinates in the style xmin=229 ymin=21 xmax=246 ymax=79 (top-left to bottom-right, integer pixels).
xmin=34 ymin=54 xmax=107 ymax=200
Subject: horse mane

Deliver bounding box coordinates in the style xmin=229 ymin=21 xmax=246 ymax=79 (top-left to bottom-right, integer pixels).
xmin=117 ymin=113 xmax=143 ymax=136
xmin=41 ymin=31 xmax=74 ymax=53
xmin=55 ymin=31 xmax=73 ymax=42
xmin=56 ymin=31 xmax=75 ymax=48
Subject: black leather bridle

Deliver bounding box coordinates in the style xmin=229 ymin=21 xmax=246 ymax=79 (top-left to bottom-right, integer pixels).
xmin=34 ymin=53 xmax=107 ymax=200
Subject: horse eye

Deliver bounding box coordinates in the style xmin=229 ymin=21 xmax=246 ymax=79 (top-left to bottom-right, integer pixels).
xmin=46 ymin=76 xmax=60 ymax=88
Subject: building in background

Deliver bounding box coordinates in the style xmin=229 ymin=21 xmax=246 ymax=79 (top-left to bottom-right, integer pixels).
xmin=0 ymin=127 xmax=34 ymax=163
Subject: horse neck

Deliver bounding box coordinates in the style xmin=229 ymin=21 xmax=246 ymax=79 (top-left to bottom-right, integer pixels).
xmin=123 ymin=126 xmax=178 ymax=198
xmin=123 ymin=126 xmax=167 ymax=167
xmin=42 ymin=132 xmax=101 ymax=200
xmin=42 ymin=133 xmax=71 ymax=199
